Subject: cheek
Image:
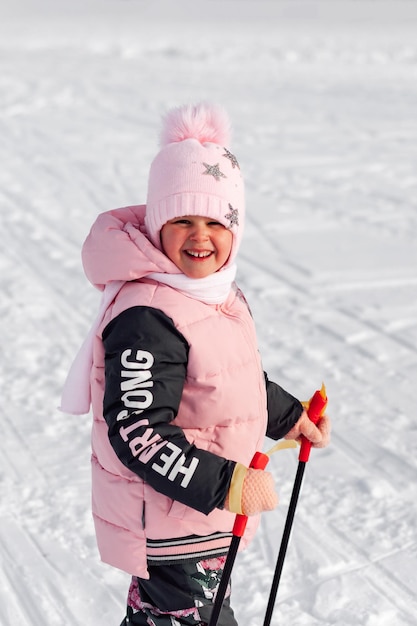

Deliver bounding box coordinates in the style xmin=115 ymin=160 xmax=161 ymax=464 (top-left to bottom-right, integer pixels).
xmin=221 ymin=232 xmax=233 ymax=258
xmin=160 ymin=228 xmax=174 ymax=258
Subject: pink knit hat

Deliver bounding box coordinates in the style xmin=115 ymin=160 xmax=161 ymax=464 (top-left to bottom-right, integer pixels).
xmin=145 ymin=103 xmax=244 ymax=266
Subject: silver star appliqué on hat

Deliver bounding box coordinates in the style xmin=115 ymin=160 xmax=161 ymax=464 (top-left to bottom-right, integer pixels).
xmin=222 ymin=148 xmax=240 ymax=169
xmin=225 ymin=204 xmax=239 ymax=228
xmin=202 ymin=162 xmax=227 ymax=181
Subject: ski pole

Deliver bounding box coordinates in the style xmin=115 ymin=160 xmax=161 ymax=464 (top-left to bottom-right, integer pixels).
xmin=262 ymin=384 xmax=328 ymax=626
xmin=208 ymin=451 xmax=269 ymax=626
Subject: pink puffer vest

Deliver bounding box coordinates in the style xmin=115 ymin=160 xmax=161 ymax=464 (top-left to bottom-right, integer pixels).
xmin=83 ymin=206 xmax=268 ymax=578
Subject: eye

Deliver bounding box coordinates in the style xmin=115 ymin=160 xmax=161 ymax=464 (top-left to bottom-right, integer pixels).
xmin=172 ymin=218 xmax=191 ymax=225
xmin=208 ymin=220 xmax=224 ymax=227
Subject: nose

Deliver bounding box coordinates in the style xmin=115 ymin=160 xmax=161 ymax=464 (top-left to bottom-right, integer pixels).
xmin=189 ymin=222 xmax=209 ymax=242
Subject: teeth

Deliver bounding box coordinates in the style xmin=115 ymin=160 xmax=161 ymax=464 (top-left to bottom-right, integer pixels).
xmin=187 ymin=251 xmax=212 ymax=258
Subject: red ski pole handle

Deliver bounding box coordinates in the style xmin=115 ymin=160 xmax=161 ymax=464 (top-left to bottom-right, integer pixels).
xmin=232 ymin=451 xmax=269 ymax=538
xmin=299 ymin=383 xmax=328 ymax=463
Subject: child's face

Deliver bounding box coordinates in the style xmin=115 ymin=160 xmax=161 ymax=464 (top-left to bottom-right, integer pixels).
xmin=160 ymin=215 xmax=233 ymax=278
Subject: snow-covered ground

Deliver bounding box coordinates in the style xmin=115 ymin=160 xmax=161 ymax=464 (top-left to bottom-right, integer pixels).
xmin=1 ymin=1 xmax=417 ymax=624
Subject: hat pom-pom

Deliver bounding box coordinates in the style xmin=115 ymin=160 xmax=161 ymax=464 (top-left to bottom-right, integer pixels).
xmin=160 ymin=102 xmax=231 ymax=147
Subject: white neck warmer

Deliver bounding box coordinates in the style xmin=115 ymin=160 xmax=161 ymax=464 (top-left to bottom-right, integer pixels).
xmin=147 ymin=264 xmax=236 ymax=305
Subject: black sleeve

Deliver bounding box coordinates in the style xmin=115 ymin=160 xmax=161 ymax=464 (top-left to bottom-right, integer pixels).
xmin=264 ymin=372 xmax=304 ymax=440
xmin=102 ymin=306 xmax=235 ymax=515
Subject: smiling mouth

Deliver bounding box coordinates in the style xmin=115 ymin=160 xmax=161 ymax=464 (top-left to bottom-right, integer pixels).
xmin=185 ymin=250 xmax=213 ymax=258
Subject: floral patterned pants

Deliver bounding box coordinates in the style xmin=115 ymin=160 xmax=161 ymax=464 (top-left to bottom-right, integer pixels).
xmin=120 ymin=557 xmax=238 ymax=626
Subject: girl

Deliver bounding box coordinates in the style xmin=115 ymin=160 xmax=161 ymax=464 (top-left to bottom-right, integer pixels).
xmin=62 ymin=103 xmax=330 ymax=625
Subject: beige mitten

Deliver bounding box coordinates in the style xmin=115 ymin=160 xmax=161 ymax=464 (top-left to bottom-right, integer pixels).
xmin=225 ymin=463 xmax=279 ymax=516
xmin=285 ymin=410 xmax=331 ymax=448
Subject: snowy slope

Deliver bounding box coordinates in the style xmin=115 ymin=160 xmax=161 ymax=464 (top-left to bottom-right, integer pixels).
xmin=1 ymin=1 xmax=417 ymax=624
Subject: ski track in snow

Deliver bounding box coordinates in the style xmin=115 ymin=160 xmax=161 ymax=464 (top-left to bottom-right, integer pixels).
xmin=1 ymin=1 xmax=417 ymax=624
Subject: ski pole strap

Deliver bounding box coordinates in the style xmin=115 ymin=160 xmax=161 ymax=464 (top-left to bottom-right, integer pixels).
xmin=266 ymin=440 xmax=298 ymax=456
xmin=227 ymin=464 xmax=247 ymax=515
